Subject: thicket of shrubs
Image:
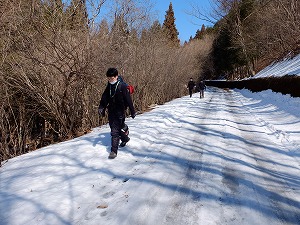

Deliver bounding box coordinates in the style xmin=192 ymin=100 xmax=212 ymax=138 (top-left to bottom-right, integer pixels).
xmin=0 ymin=0 xmax=212 ymax=163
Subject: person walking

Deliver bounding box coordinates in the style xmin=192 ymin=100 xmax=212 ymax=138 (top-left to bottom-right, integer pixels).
xmin=187 ymin=78 xmax=196 ymax=97
xmin=198 ymin=80 xmax=206 ymax=98
xmin=98 ymin=68 xmax=136 ymax=159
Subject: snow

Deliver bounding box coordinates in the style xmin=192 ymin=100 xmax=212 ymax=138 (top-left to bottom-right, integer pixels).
xmin=1 ymin=87 xmax=300 ymax=225
xmin=253 ymin=53 xmax=300 ymax=78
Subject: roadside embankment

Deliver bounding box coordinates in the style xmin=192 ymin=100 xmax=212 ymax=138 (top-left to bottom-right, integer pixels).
xmin=206 ymin=76 xmax=300 ymax=97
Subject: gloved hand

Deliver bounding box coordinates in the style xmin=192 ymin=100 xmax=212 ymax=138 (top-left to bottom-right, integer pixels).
xmin=131 ymin=113 xmax=136 ymax=119
xmin=98 ymin=107 xmax=105 ymax=117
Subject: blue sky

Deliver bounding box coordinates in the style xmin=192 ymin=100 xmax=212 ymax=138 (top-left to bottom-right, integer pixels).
xmin=152 ymin=0 xmax=213 ymax=42
xmin=87 ymin=0 xmax=213 ymax=43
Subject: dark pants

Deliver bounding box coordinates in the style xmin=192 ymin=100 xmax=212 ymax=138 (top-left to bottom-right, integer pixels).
xmin=189 ymin=89 xmax=193 ymax=97
xmin=200 ymin=90 xmax=204 ymax=98
xmin=108 ymin=114 xmax=129 ymax=154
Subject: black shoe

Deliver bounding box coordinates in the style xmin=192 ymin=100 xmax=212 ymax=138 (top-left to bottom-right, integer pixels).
xmin=108 ymin=151 xmax=117 ymax=159
xmin=120 ymin=137 xmax=130 ymax=147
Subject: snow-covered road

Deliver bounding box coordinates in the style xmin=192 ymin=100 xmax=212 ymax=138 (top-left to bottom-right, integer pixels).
xmin=1 ymin=88 xmax=300 ymax=225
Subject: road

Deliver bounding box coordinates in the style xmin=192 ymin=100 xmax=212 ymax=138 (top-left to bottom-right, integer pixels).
xmin=1 ymin=88 xmax=299 ymax=225
xmin=101 ymin=88 xmax=300 ymax=225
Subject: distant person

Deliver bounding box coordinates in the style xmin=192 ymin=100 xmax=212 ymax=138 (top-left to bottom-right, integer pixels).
xmin=187 ymin=78 xmax=196 ymax=97
xmin=98 ymin=68 xmax=136 ymax=159
xmin=198 ymin=80 xmax=206 ymax=98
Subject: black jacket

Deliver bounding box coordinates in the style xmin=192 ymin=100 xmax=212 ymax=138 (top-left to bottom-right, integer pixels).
xmin=99 ymin=81 xmax=135 ymax=117
xmin=187 ymin=80 xmax=195 ymax=90
xmin=198 ymin=81 xmax=206 ymax=90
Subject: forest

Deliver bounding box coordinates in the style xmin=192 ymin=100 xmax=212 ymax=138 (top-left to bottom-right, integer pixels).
xmin=0 ymin=0 xmax=299 ymax=163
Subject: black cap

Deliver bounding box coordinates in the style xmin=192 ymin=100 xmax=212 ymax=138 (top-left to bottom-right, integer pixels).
xmin=106 ymin=68 xmax=118 ymax=77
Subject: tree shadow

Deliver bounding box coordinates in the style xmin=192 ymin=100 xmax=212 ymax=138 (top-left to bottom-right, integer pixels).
xmin=1 ymin=88 xmax=300 ymax=224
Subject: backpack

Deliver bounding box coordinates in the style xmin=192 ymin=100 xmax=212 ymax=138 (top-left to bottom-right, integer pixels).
xmin=118 ymin=75 xmax=134 ymax=94
xmin=127 ymin=85 xmax=134 ymax=94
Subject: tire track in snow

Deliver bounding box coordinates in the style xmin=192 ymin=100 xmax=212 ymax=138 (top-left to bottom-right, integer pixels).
xmin=94 ymin=89 xmax=300 ymax=225
xmin=100 ymin=96 xmax=208 ymax=225
xmin=224 ymin=90 xmax=300 ymax=225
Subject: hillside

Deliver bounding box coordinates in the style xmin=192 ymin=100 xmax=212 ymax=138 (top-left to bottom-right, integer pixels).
xmin=253 ymin=54 xmax=300 ymax=78
xmin=206 ymin=54 xmax=300 ymax=97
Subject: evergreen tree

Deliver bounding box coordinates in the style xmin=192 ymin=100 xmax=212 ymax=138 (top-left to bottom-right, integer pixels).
xmin=194 ymin=24 xmax=206 ymax=39
xmin=208 ymin=0 xmax=259 ymax=78
xmin=98 ymin=19 xmax=109 ymax=37
xmin=109 ymin=14 xmax=130 ymax=65
xmin=111 ymin=14 xmax=129 ymax=36
xmin=211 ymin=26 xmax=240 ymax=78
xmin=150 ymin=20 xmax=162 ymax=35
xmin=66 ymin=0 xmax=88 ymax=30
xmin=147 ymin=20 xmax=167 ymax=45
xmin=42 ymin=0 xmax=64 ymax=27
xmin=162 ymin=2 xmax=180 ymax=47
xmin=140 ymin=28 xmax=149 ymax=42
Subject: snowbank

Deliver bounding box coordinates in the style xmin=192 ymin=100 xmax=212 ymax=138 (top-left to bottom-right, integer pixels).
xmin=254 ymin=54 xmax=300 ymax=78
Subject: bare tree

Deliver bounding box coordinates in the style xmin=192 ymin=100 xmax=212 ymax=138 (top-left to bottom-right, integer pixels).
xmin=257 ymin=0 xmax=300 ymax=59
xmin=1 ymin=0 xmax=213 ymax=163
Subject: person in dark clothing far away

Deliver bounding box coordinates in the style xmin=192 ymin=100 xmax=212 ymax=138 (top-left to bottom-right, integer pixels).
xmin=187 ymin=78 xmax=196 ymax=97
xmin=98 ymin=68 xmax=136 ymax=159
xmin=198 ymin=80 xmax=206 ymax=98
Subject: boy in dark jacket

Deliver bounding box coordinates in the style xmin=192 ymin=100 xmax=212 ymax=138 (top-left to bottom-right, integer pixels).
xmin=198 ymin=80 xmax=206 ymax=98
xmin=98 ymin=68 xmax=136 ymax=159
xmin=187 ymin=78 xmax=196 ymax=97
